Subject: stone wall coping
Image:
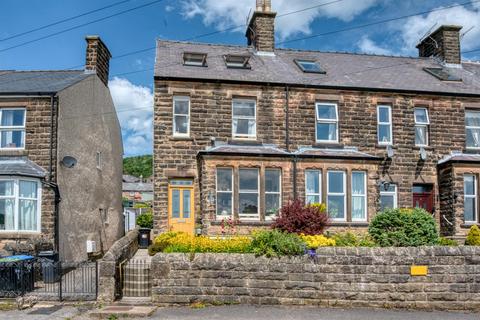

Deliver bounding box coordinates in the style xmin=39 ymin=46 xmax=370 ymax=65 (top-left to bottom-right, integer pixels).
xmin=102 ymin=227 xmax=139 ymax=261
xmin=151 ymin=246 xmax=480 ymax=264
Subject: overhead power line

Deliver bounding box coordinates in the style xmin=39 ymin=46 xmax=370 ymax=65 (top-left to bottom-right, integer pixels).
xmin=0 ymin=0 xmax=167 ymax=54
xmin=0 ymin=0 xmax=133 ymax=42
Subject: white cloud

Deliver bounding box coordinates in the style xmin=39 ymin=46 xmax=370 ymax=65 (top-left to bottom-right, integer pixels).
xmin=181 ymin=0 xmax=378 ymax=39
xmin=399 ymin=5 xmax=480 ymax=55
xmin=357 ymin=36 xmax=393 ymax=55
xmin=109 ymin=77 xmax=153 ymax=156
xmin=165 ymin=4 xmax=175 ymax=12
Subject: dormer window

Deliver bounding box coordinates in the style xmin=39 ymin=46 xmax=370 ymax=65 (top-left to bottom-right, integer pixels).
xmin=294 ymin=59 xmax=325 ymax=74
xmin=423 ymin=67 xmax=461 ymax=81
xmin=183 ymin=52 xmax=207 ymax=67
xmin=224 ymin=54 xmax=251 ymax=69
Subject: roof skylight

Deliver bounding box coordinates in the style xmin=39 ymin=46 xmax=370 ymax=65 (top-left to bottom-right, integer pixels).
xmin=224 ymin=54 xmax=251 ymax=69
xmin=183 ymin=52 xmax=207 ymax=67
xmin=294 ymin=59 xmax=326 ymax=74
xmin=423 ymin=67 xmax=461 ymax=82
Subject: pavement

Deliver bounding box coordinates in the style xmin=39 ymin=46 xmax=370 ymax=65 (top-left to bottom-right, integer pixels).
xmin=1 ymin=304 xmax=479 ymax=320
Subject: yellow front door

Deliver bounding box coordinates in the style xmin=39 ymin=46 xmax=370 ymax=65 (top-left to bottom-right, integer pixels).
xmin=168 ymin=180 xmax=194 ymax=234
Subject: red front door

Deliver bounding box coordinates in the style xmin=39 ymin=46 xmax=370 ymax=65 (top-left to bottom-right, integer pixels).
xmin=412 ymin=184 xmax=434 ymax=213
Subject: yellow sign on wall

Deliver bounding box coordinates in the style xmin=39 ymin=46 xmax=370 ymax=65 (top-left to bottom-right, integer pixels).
xmin=410 ymin=265 xmax=428 ymax=276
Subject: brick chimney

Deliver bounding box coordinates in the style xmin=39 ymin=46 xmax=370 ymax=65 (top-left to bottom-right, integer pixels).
xmin=246 ymin=0 xmax=276 ymax=53
xmin=416 ymin=25 xmax=462 ymax=65
xmin=85 ymin=35 xmax=112 ymax=86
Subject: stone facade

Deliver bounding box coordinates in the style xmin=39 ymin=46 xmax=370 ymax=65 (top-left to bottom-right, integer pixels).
xmin=151 ymin=247 xmax=480 ymax=311
xmin=153 ymin=79 xmax=480 ymax=237
xmin=0 ymin=97 xmax=57 ymax=252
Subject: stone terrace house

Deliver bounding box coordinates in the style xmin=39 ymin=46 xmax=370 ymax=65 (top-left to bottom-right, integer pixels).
xmin=0 ymin=36 xmax=123 ymax=261
xmin=153 ymin=0 xmax=480 ymax=238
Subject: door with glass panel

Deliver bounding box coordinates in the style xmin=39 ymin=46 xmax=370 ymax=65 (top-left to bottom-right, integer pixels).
xmin=168 ymin=180 xmax=194 ymax=234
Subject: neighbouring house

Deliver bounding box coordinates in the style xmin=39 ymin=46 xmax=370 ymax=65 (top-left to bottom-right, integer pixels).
xmin=122 ymin=174 xmax=153 ymax=203
xmin=0 ymin=36 xmax=124 ymax=261
xmin=153 ymin=0 xmax=480 ymax=238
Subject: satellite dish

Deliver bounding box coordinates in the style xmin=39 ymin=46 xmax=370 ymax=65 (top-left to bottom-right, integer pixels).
xmin=386 ymin=145 xmax=394 ymax=158
xmin=420 ymin=147 xmax=427 ymax=161
xmin=61 ymin=156 xmax=77 ymax=168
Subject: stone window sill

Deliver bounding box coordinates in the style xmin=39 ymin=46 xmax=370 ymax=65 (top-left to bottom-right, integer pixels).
xmin=313 ymin=143 xmax=343 ymax=149
xmin=171 ymin=136 xmax=193 ymax=141
xmin=0 ymin=231 xmax=42 ymax=239
xmin=0 ymin=149 xmax=28 ymax=156
xmin=460 ymin=223 xmax=479 ymax=229
xmin=329 ymin=222 xmax=369 ymax=227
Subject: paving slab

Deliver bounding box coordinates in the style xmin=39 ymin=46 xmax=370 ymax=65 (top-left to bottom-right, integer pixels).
xmin=88 ymin=305 xmax=157 ymax=318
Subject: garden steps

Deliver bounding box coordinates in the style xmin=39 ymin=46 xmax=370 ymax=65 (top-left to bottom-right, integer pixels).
xmin=122 ymin=250 xmax=152 ymax=298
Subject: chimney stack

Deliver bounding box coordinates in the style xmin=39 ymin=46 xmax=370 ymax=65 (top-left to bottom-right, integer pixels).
xmin=85 ymin=35 xmax=112 ymax=86
xmin=416 ymin=25 xmax=462 ymax=65
xmin=246 ymin=0 xmax=276 ymax=53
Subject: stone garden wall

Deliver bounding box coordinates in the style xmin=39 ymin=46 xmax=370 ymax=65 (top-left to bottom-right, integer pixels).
xmin=97 ymin=228 xmax=139 ymax=303
xmin=151 ymin=246 xmax=480 ymax=311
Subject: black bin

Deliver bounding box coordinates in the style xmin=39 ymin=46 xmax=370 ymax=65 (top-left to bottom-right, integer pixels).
xmin=138 ymin=228 xmax=151 ymax=248
xmin=38 ymin=251 xmax=60 ymax=283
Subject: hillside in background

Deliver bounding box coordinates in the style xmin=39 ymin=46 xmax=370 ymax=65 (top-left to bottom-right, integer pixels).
xmin=123 ymin=155 xmax=153 ymax=178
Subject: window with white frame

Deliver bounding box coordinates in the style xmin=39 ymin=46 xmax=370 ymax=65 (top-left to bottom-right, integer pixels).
xmin=0 ymin=178 xmax=41 ymax=232
xmin=327 ymin=171 xmax=346 ymax=221
xmin=351 ymin=171 xmax=367 ymax=221
xmin=379 ymin=184 xmax=397 ymax=211
xmin=315 ymin=103 xmax=338 ymax=143
xmin=239 ymin=168 xmax=259 ymax=219
xmin=96 ymin=151 xmax=102 ymax=170
xmin=377 ymin=105 xmax=392 ymax=145
xmin=173 ymin=97 xmax=190 ymax=137
xmin=265 ymin=169 xmax=281 ymax=219
xmin=466 ymin=110 xmax=480 ymax=149
xmin=216 ymin=168 xmax=233 ymax=216
xmin=305 ymin=170 xmax=321 ymax=204
xmin=414 ymin=107 xmax=430 ymax=146
xmin=464 ymin=174 xmax=477 ymax=223
xmin=0 ymin=109 xmax=26 ymax=149
xmin=232 ymin=99 xmax=256 ymax=139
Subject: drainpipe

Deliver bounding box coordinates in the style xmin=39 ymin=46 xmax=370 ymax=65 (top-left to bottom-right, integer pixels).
xmin=285 ymin=85 xmax=290 ymax=152
xmin=49 ymin=95 xmax=55 ymax=182
xmin=292 ymin=154 xmax=298 ymax=199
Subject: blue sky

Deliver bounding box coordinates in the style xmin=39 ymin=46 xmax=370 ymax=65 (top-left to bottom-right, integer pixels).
xmin=1 ymin=0 xmax=480 ymax=156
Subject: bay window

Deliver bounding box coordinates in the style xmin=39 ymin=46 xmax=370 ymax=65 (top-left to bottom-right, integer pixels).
xmin=305 ymin=170 xmax=321 ymax=204
xmin=327 ymin=171 xmax=346 ymax=221
xmin=466 ymin=110 xmax=480 ymax=149
xmin=464 ymin=174 xmax=477 ymax=223
xmin=0 ymin=178 xmax=41 ymax=232
xmin=316 ymin=103 xmax=338 ymax=143
xmin=216 ymin=168 xmax=233 ymax=216
xmin=351 ymin=171 xmax=367 ymax=221
xmin=265 ymin=169 xmax=281 ymax=219
xmin=0 ymin=108 xmax=26 ymax=149
xmin=173 ymin=97 xmax=190 ymax=137
xmin=414 ymin=107 xmax=430 ymax=146
xmin=377 ymin=105 xmax=392 ymax=145
xmin=239 ymin=168 xmax=259 ymax=219
xmin=232 ymin=99 xmax=256 ymax=139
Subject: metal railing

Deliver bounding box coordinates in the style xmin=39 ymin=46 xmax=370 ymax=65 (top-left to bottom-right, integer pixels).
xmin=0 ymin=259 xmax=98 ymax=301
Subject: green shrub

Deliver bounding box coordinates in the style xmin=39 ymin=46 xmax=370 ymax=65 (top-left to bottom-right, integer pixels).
xmin=330 ymin=231 xmax=376 ymax=247
xmin=136 ymin=212 xmax=153 ymax=229
xmin=438 ymin=237 xmax=458 ymax=246
xmin=148 ymin=231 xmax=180 ymax=255
xmin=465 ymin=225 xmax=480 ymax=246
xmin=249 ymin=230 xmax=305 ymax=257
xmin=156 ymin=232 xmax=252 ymax=253
xmin=368 ymin=208 xmax=439 ymax=247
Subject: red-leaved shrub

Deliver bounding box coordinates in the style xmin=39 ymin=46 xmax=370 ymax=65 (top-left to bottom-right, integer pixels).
xmin=272 ymin=199 xmax=330 ymax=235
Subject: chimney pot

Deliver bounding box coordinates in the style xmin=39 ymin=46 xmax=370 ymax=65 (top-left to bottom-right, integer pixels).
xmin=85 ymin=35 xmax=112 ymax=87
xmin=416 ymin=25 xmax=462 ymax=65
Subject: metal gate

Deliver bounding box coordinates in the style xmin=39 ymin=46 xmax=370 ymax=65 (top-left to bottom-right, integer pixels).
xmin=0 ymin=259 xmax=98 ymax=301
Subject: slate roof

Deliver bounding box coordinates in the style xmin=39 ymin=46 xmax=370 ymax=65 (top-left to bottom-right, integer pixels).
xmin=0 ymin=157 xmax=47 ymax=178
xmin=438 ymin=152 xmax=480 ymax=165
xmin=155 ymin=40 xmax=480 ymax=96
xmin=199 ymin=144 xmax=380 ymax=160
xmin=0 ymin=70 xmax=91 ymax=94
xmin=123 ymin=182 xmax=153 ymax=193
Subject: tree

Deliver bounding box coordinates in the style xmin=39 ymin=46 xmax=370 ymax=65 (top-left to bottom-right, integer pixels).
xmin=123 ymin=155 xmax=153 ymax=178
